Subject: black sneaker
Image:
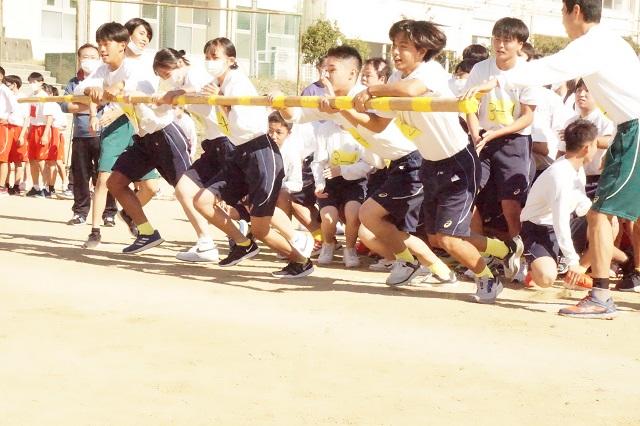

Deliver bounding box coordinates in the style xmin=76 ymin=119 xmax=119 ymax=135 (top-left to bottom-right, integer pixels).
xmin=503 ymin=235 xmax=524 ymax=281
xmin=43 ymin=189 xmax=53 ymax=199
xmin=36 ymin=189 xmax=46 ymax=198
xmin=67 ymin=215 xmax=86 ymax=226
xmin=122 ymin=230 xmax=164 ymax=254
xmin=615 ymin=270 xmax=640 ymax=292
xmin=103 ymin=216 xmax=116 ymax=227
xmin=118 ymin=210 xmax=138 ymax=236
xmin=7 ymin=186 xmax=15 ymax=195
xmin=26 ymin=187 xmax=39 ymax=197
xmin=272 ymin=259 xmax=314 ymax=278
xmin=219 ymin=240 xmax=260 ymax=267
xmin=82 ymin=231 xmax=101 ymax=249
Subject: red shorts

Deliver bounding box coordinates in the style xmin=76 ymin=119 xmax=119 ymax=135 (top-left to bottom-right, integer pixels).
xmin=8 ymin=124 xmax=27 ymax=163
xmin=0 ymin=123 xmax=10 ymax=163
xmin=28 ymin=125 xmax=52 ymax=161
xmin=46 ymin=128 xmax=62 ymax=161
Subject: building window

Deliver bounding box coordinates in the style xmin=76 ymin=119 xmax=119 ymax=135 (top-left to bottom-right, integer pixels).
xmin=602 ymin=0 xmax=627 ymax=10
xmin=41 ymin=0 xmax=76 ymax=41
xmin=174 ymin=5 xmax=208 ymax=53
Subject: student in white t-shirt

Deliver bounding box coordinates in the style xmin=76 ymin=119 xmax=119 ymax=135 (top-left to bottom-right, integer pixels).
xmin=521 ymin=119 xmax=596 ymax=287
xmin=464 ymin=17 xmax=538 ymax=239
xmin=0 ymin=73 xmax=18 ymax=197
xmin=352 ymin=19 xmax=523 ymax=303
xmin=4 ymin=75 xmax=28 ymax=195
xmin=43 ymin=84 xmax=70 ymax=198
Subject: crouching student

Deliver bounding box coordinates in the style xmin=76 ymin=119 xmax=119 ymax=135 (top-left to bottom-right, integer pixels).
xmin=520 ymin=119 xmax=596 ymax=288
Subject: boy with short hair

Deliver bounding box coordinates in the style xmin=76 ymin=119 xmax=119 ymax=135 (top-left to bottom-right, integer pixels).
xmin=353 ymin=19 xmax=522 ymax=302
xmin=464 ymin=17 xmax=538 ymax=238
xmin=4 ymin=75 xmax=29 ymax=195
xmin=521 ymin=119 xmax=596 ymax=287
xmin=0 ymin=70 xmax=18 ymax=197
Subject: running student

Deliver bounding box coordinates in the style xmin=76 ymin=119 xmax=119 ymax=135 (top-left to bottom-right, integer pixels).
xmin=76 ymin=21 xmax=159 ymax=249
xmin=463 ymin=0 xmax=640 ymax=318
xmin=276 ymin=44 xmax=456 ymax=286
xmin=4 ymin=75 xmax=28 ymax=195
xmin=352 ymin=19 xmax=522 ymax=302
xmin=192 ymin=37 xmax=314 ymax=278
xmin=520 ymin=119 xmax=595 ymax=288
xmin=464 ymin=17 xmax=538 ymax=239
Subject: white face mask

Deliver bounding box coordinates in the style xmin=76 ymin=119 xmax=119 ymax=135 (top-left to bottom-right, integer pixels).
xmin=205 ymin=59 xmax=226 ymax=78
xmin=450 ymin=78 xmax=467 ymax=96
xmin=162 ymin=68 xmax=185 ymax=89
xmin=80 ymin=59 xmax=101 ymax=75
xmin=127 ymin=41 xmax=145 ymax=56
xmin=30 ymin=82 xmax=41 ymax=93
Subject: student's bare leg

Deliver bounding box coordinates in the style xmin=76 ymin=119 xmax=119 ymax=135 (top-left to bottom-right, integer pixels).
xmin=291 ymin=202 xmax=321 ymax=234
xmin=344 ymin=200 xmax=361 ymax=248
xmin=529 ymin=257 xmax=558 ymax=287
xmin=175 ymin=175 xmax=211 ymax=238
xmin=501 ymin=199 xmax=522 ymax=238
xmin=56 ymin=160 xmax=67 ymax=188
xmin=0 ymin=162 xmax=8 ymax=189
xmin=358 ymin=225 xmax=394 ymax=259
xmin=470 ymin=207 xmax=484 ymax=235
xmin=29 ymin=160 xmax=40 ymax=188
xmin=433 ymin=233 xmax=487 ymax=274
xmin=193 ymin=189 xmax=247 ymax=243
xmin=107 ymin=171 xmax=147 ymax=225
xmin=320 ymin=206 xmax=339 ymax=243
xmin=91 ymin=172 xmax=111 ymax=227
xmin=276 ymin=191 xmax=293 ymax=218
xmin=588 ymin=210 xmax=614 ymax=281
xmin=136 ymin=179 xmax=157 ymax=207
xmin=45 ymin=160 xmax=56 ymax=188
xmin=253 ymin=215 xmax=304 ymax=262
xmin=359 ymin=199 xmax=406 ymax=254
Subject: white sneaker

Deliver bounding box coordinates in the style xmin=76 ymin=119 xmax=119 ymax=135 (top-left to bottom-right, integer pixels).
xmin=386 ymin=261 xmax=420 ymax=287
xmin=317 ymin=242 xmax=336 ymax=265
xmin=291 ymin=231 xmax=314 ymax=259
xmin=512 ymin=258 xmax=527 ymax=284
xmin=472 ymin=276 xmax=503 ymax=304
xmin=369 ymin=258 xmax=394 ymax=271
xmin=176 ymin=243 xmax=219 ymax=263
xmin=343 ymin=247 xmax=360 ymax=268
xmin=335 ymin=221 xmax=345 ymax=236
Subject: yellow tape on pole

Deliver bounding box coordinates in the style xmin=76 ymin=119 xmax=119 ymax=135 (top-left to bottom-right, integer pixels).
xmin=300 ymin=96 xmax=319 ymax=108
xmin=176 ymin=95 xmax=187 ymax=106
xmin=368 ymin=98 xmax=391 ymax=111
xmin=237 ymin=97 xmax=252 ymax=105
xmin=271 ymin=96 xmax=286 ymax=109
xmin=458 ymin=98 xmax=479 ymax=114
xmin=207 ymin=96 xmax=219 ymax=106
xmin=334 ymin=96 xmax=353 ymax=110
xmin=411 ymin=97 xmax=432 ymax=112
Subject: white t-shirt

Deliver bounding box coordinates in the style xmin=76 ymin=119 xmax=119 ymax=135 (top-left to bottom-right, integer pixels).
xmin=174 ymin=113 xmax=198 ymax=159
xmin=501 ymin=25 xmax=640 ymax=125
xmin=279 ymin=135 xmax=304 ymax=193
xmin=161 ymin=66 xmax=222 ymax=141
xmin=465 ymin=57 xmax=539 ymax=135
xmin=7 ymin=94 xmax=28 ymax=126
xmin=290 ymin=82 xmax=414 ymax=168
xmin=520 ymin=157 xmax=592 ymax=266
xmin=28 ymin=95 xmax=57 ymax=126
xmin=0 ymin=85 xmax=18 ymax=121
xmin=531 ymin=88 xmax=575 ymax=169
xmin=310 ymin=120 xmax=371 ymax=190
xmin=561 ymin=108 xmax=615 ymax=176
xmin=217 ymin=69 xmax=268 ymax=146
xmin=385 ymin=61 xmax=469 ymax=162
xmin=51 ymin=103 xmax=67 ymax=129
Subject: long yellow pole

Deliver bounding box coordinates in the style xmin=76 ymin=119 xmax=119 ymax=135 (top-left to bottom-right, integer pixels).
xmin=18 ymin=95 xmax=479 ymax=114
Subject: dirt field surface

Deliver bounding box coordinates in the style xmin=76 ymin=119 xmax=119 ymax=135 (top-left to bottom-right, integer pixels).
xmin=1 ymin=195 xmax=639 ymax=425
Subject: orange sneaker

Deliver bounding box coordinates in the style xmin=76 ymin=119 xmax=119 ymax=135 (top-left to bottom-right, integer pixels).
xmin=563 ymin=272 xmax=593 ymax=290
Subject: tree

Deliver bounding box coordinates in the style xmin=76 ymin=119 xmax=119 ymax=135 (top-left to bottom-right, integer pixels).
xmin=301 ymin=19 xmax=343 ymax=65
xmin=531 ymin=34 xmax=570 ymax=56
xmin=342 ymin=38 xmax=371 ymax=61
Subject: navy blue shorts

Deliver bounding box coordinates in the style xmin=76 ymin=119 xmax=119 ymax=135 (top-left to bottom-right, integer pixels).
xmin=112 ymin=122 xmax=191 ymax=187
xmin=522 ymin=218 xmax=587 ymax=265
xmin=317 ymin=176 xmax=366 ymax=210
xmin=479 ymin=133 xmax=532 ymax=204
xmin=289 ymin=184 xmax=317 ymax=207
xmin=188 ymin=136 xmax=235 ymax=186
xmin=420 ymin=145 xmax=480 ymax=237
xmin=370 ymin=150 xmax=423 ymax=233
xmin=206 ymin=134 xmax=284 ymax=218
xmin=366 ymin=167 xmax=388 ymax=196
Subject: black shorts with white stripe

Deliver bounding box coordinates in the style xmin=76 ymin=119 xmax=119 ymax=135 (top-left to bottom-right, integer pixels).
xmin=112 ymin=122 xmax=192 ymax=187
xmin=206 ymin=134 xmax=284 ymax=218
xmin=420 ymin=144 xmax=480 ymax=237
xmin=370 ymin=150 xmax=423 ymax=233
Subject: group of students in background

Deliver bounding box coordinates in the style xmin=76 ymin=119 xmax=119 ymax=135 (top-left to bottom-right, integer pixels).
xmin=2 ymin=0 xmax=640 ymax=320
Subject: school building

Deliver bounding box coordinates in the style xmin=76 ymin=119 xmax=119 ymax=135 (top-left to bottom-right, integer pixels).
xmin=1 ymin=0 xmax=639 ymax=83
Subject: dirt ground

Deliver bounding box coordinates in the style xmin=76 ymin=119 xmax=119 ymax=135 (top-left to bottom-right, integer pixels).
xmin=1 ymin=195 xmax=639 ymax=425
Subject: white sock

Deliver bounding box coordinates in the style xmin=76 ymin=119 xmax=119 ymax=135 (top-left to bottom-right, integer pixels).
xmin=591 ymin=287 xmax=611 ymax=302
xmin=197 ymin=236 xmax=214 ymax=247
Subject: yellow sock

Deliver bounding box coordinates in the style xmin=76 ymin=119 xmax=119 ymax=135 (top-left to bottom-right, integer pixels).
xmin=236 ymin=239 xmax=251 ymax=247
xmin=484 ymin=238 xmax=509 ymax=259
xmin=312 ymin=229 xmax=322 ymax=242
xmin=136 ymin=222 xmax=154 ymax=236
xmin=394 ymin=248 xmax=415 ymax=263
xmin=475 ymin=265 xmax=494 ymax=279
xmin=428 ymin=259 xmax=452 ymax=279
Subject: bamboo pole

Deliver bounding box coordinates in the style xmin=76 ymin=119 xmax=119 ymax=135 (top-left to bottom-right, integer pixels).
xmin=18 ymin=95 xmax=480 ymax=114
